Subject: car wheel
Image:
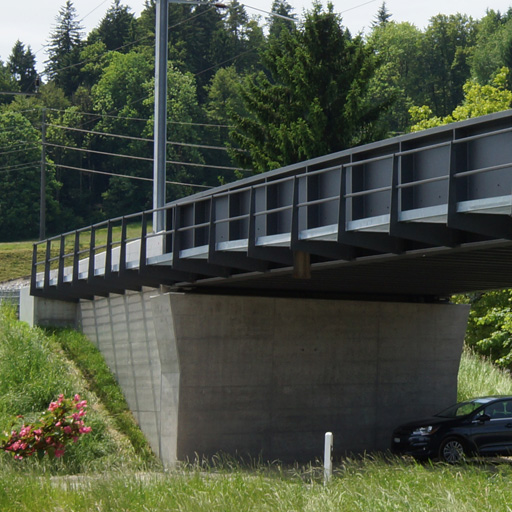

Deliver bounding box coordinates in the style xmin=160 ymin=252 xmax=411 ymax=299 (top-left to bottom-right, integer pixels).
xmin=438 ymin=437 xmax=466 ymax=463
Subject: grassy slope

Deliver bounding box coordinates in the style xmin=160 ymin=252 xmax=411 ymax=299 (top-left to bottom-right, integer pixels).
xmin=0 ymin=306 xmax=159 ymax=474
xmin=0 ymin=241 xmax=33 ymax=282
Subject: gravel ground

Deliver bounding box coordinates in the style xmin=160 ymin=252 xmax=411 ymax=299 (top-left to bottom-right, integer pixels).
xmin=0 ymin=277 xmax=30 ymax=291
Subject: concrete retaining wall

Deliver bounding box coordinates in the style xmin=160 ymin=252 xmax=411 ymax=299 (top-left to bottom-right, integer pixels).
xmin=79 ymin=291 xmax=469 ymax=465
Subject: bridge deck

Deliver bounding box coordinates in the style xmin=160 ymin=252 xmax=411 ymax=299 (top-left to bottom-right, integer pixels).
xmin=31 ymin=110 xmax=512 ymax=302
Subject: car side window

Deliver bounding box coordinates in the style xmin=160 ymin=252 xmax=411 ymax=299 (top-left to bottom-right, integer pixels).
xmin=485 ymin=401 xmax=512 ymax=419
xmin=503 ymin=401 xmax=512 ymax=418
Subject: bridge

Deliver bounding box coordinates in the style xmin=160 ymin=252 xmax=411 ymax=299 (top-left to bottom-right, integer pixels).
xmin=31 ymin=109 xmax=512 ymax=302
xmin=26 ymin=110 xmax=512 ymax=465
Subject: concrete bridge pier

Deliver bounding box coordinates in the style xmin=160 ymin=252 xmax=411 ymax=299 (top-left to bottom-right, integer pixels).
xmin=79 ymin=291 xmax=469 ymax=465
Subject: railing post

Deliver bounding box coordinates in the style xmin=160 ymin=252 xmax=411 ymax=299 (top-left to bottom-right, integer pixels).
xmin=140 ymin=212 xmax=148 ymax=270
xmin=120 ymin=217 xmax=127 ymax=273
xmin=73 ymin=231 xmax=80 ymax=283
xmin=105 ymin=220 xmax=113 ymax=278
xmin=57 ymin=234 xmax=65 ymax=287
xmin=30 ymin=243 xmax=39 ymax=296
xmin=43 ymin=239 xmax=52 ymax=291
xmin=88 ymin=227 xmax=96 ymax=282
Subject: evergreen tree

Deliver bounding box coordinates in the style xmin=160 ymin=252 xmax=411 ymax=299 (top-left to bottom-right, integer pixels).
xmin=230 ymin=3 xmax=388 ymax=172
xmin=45 ymin=1 xmax=84 ymax=97
xmin=0 ymin=61 xmax=19 ymax=105
xmin=7 ymin=41 xmax=38 ymax=93
xmin=267 ymin=0 xmax=297 ymax=39
xmin=219 ymin=0 xmax=263 ymax=72
xmin=373 ymin=2 xmax=392 ymax=27
xmin=90 ymin=0 xmax=136 ymax=51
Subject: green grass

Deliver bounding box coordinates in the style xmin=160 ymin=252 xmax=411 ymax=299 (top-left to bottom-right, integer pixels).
xmin=458 ymin=346 xmax=512 ymax=401
xmin=0 ymin=456 xmax=512 ymax=511
xmin=0 ymin=306 xmax=159 ymax=474
xmin=2 ymin=299 xmax=512 ymax=510
xmin=0 ymin=241 xmax=33 ymax=281
xmin=50 ymin=327 xmax=157 ymax=462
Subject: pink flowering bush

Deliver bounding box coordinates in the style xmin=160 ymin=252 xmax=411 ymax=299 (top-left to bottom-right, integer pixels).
xmin=0 ymin=394 xmax=92 ymax=460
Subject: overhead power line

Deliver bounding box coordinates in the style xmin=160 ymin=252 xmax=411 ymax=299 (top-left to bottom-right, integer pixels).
xmin=45 ymin=142 xmax=250 ymax=172
xmin=47 ymin=123 xmax=244 ymax=152
xmin=0 ymin=146 xmax=40 ymax=157
xmin=46 ymin=142 xmax=153 ymax=162
xmin=54 ymin=164 xmax=212 ymax=189
xmin=47 ymin=109 xmax=232 ymax=129
xmin=0 ymin=141 xmax=39 ymax=153
xmin=0 ymin=160 xmax=40 ymax=172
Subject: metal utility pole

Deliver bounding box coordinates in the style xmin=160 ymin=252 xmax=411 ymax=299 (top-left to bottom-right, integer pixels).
xmin=39 ymin=108 xmax=46 ymax=241
xmin=153 ymin=0 xmax=169 ymax=233
xmin=152 ymin=0 xmax=226 ymax=233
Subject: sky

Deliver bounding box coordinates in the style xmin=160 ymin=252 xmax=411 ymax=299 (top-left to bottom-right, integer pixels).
xmin=2 ymin=0 xmax=512 ymax=73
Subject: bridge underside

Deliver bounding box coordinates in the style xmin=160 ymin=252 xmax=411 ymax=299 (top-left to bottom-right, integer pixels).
xmin=190 ymin=241 xmax=512 ymax=300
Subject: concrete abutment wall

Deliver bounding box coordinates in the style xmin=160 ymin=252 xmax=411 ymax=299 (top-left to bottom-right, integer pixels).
xmin=76 ymin=291 xmax=469 ymax=465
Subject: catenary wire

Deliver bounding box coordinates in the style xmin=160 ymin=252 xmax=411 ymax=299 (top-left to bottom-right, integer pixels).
xmin=53 ymin=164 xmax=212 ymax=189
xmin=47 ymin=123 xmax=244 ymax=152
xmin=45 ymin=142 xmax=250 ymax=171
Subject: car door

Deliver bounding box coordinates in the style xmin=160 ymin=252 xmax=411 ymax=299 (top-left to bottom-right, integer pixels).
xmin=470 ymin=400 xmax=512 ymax=455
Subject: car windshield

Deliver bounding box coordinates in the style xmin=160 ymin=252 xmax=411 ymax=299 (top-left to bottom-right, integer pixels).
xmin=435 ymin=399 xmax=490 ymax=418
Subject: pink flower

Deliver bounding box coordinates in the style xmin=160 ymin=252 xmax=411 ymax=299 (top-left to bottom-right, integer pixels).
xmin=33 ymin=429 xmax=42 ymax=435
xmin=54 ymin=448 xmax=65 ymax=458
xmin=76 ymin=400 xmax=87 ymax=409
xmin=74 ymin=394 xmax=80 ymax=402
xmin=79 ymin=426 xmax=92 ymax=434
xmin=20 ymin=426 xmax=31 ymax=437
xmin=48 ymin=402 xmax=59 ymax=412
xmin=63 ymin=426 xmax=72 ymax=435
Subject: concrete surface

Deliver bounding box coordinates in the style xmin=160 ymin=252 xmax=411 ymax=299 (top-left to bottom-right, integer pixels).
xmin=78 ymin=291 xmax=469 ymax=465
xmin=20 ymin=287 xmax=78 ymax=327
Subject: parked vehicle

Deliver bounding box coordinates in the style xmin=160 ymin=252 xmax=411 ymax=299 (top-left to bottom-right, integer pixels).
xmin=391 ymin=396 xmax=512 ymax=463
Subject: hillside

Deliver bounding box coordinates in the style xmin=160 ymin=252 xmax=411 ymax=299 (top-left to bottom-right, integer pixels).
xmin=0 ymin=241 xmax=33 ymax=282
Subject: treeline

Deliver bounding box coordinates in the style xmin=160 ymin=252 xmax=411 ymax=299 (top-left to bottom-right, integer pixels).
xmin=2 ymin=0 xmax=512 ymax=242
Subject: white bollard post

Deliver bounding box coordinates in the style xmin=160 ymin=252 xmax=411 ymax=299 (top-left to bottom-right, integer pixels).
xmin=324 ymin=432 xmax=333 ymax=485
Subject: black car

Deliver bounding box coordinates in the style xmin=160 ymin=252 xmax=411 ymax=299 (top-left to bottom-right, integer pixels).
xmin=391 ymin=396 xmax=512 ymax=463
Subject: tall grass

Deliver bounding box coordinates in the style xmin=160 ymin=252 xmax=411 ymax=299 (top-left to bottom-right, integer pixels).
xmin=0 ymin=306 xmax=158 ymax=474
xmin=51 ymin=327 xmax=157 ymax=463
xmin=458 ymin=346 xmax=512 ymax=401
xmin=0 ymin=457 xmax=511 ymax=511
